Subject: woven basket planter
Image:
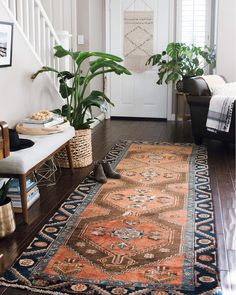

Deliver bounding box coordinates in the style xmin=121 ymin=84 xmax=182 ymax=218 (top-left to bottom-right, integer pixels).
xmin=55 ymin=128 xmax=92 ymax=168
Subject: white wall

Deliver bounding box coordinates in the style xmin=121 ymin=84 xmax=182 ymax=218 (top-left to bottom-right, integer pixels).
xmin=0 ymin=2 xmax=63 ymax=128
xmin=89 ymin=0 xmax=105 ymax=115
xmin=89 ymin=0 xmax=105 ymax=53
xmin=216 ymin=0 xmax=236 ymax=82
xmin=76 ymin=0 xmax=106 ymax=118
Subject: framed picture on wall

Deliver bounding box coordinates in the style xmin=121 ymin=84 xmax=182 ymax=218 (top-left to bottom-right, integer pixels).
xmin=0 ymin=21 xmax=13 ymax=67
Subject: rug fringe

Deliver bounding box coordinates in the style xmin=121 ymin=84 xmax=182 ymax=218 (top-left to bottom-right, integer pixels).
xmin=0 ymin=281 xmax=68 ymax=295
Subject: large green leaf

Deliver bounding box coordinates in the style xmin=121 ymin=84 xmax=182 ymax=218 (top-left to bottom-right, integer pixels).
xmin=75 ymin=52 xmax=93 ymax=66
xmin=90 ymin=90 xmax=114 ymax=106
xmin=58 ymin=71 xmax=75 ymax=80
xmin=90 ymin=52 xmax=123 ymax=62
xmin=79 ymin=76 xmax=86 ymax=86
xmin=61 ymin=104 xmax=73 ymax=117
xmin=51 ymin=109 xmax=62 ymax=115
xmin=146 ymin=54 xmax=162 ymax=66
xmin=59 ymin=83 xmax=74 ymax=99
xmin=165 ymin=72 xmax=179 ymax=83
xmin=90 ymin=59 xmax=131 ymax=75
xmin=54 ymin=45 xmax=73 ymax=58
xmin=74 ymin=51 xmax=123 ymax=67
xmin=195 ymin=68 xmax=204 ymax=76
xmin=193 ymin=58 xmax=199 ymax=66
xmin=31 ymin=66 xmax=59 ymax=80
xmin=82 ymin=97 xmax=104 ymax=108
xmin=166 ymin=43 xmax=182 ymax=59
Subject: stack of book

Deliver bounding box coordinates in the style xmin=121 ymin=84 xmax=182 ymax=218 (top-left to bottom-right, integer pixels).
xmin=7 ymin=178 xmax=40 ymax=212
xmin=22 ymin=115 xmax=64 ymax=128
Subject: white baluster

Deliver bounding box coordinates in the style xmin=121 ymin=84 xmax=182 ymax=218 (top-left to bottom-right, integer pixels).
xmin=35 ymin=0 xmax=60 ymax=45
xmin=56 ymin=30 xmax=72 ymax=72
xmin=35 ymin=6 xmax=41 ymax=58
xmin=45 ymin=27 xmax=51 ymax=67
xmin=29 ymin=0 xmax=36 ymax=50
xmin=3 ymin=0 xmax=9 ymax=6
xmin=50 ymin=35 xmax=56 ymax=82
xmin=41 ymin=18 xmax=46 ymax=65
xmin=56 ymin=55 xmax=60 ymax=78
xmin=9 ymin=0 xmax=16 ymax=18
xmin=23 ymin=0 xmax=30 ymax=40
xmin=16 ymin=0 xmax=23 ymax=27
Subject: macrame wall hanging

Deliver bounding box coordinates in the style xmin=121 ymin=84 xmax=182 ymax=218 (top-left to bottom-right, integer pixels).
xmin=123 ymin=0 xmax=154 ymax=73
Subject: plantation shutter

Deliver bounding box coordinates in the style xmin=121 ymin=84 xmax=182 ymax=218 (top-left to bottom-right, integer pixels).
xmin=180 ymin=0 xmax=208 ymax=47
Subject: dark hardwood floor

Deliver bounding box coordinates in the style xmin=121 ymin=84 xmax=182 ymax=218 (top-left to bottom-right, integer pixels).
xmin=0 ymin=119 xmax=235 ymax=295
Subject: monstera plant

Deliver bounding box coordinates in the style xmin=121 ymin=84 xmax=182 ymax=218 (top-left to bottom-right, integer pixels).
xmin=31 ymin=45 xmax=131 ymax=167
xmin=146 ymin=42 xmax=216 ymax=91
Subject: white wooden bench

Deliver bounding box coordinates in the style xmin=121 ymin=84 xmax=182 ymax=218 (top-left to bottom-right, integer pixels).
xmin=0 ymin=126 xmax=75 ymax=224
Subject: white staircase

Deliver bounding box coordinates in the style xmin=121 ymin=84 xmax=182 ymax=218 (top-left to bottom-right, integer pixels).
xmin=1 ymin=0 xmax=61 ymax=85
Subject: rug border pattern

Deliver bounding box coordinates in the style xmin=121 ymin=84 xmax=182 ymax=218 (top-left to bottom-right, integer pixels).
xmin=0 ymin=141 xmax=222 ymax=295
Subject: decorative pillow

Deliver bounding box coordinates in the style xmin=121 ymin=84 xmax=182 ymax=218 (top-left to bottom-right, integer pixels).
xmin=212 ymin=82 xmax=236 ymax=96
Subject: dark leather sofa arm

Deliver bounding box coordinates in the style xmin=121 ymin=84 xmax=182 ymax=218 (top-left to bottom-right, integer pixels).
xmin=187 ymin=95 xmax=211 ymax=107
xmin=186 ymin=77 xmax=211 ymax=96
xmin=186 ymin=76 xmax=235 ymax=145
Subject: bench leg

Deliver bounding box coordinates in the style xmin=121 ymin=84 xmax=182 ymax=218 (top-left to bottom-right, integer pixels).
xmin=65 ymin=142 xmax=74 ymax=173
xmin=19 ymin=174 xmax=29 ymax=224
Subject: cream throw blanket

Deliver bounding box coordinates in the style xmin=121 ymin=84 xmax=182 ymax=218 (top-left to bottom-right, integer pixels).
xmin=201 ymin=75 xmax=225 ymax=93
xmin=206 ymin=82 xmax=236 ymax=133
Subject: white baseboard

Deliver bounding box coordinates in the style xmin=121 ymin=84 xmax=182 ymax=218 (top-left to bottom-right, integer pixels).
xmin=168 ymin=114 xmax=176 ymax=121
xmin=90 ymin=113 xmax=175 ymax=127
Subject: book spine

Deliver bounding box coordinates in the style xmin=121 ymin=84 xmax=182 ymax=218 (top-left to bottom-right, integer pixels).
xmin=22 ymin=118 xmax=53 ymax=124
xmin=22 ymin=118 xmax=64 ymax=128
xmin=11 ymin=191 xmax=40 ymax=208
xmin=8 ymin=186 xmax=39 ymax=199
xmin=9 ymin=178 xmax=34 ymax=189
xmin=8 ymin=182 xmax=37 ymax=195
xmin=12 ymin=193 xmax=40 ymax=213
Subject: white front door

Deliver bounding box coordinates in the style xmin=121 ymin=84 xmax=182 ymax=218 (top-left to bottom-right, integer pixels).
xmin=108 ymin=0 xmax=171 ymax=118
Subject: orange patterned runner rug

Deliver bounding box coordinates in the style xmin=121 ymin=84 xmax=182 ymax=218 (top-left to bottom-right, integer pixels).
xmin=0 ymin=141 xmax=222 ymax=294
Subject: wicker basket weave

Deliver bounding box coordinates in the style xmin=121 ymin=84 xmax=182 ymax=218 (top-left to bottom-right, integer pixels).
xmin=55 ymin=128 xmax=92 ymax=168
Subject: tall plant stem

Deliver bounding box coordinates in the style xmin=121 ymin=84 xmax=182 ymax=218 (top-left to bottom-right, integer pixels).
xmin=80 ymin=69 xmax=114 ymax=100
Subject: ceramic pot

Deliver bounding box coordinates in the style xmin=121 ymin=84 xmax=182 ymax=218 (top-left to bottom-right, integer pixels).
xmin=182 ymin=76 xmax=193 ymax=93
xmin=176 ymin=80 xmax=184 ymax=92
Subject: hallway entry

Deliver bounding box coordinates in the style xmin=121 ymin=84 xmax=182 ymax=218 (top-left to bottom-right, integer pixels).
xmin=107 ymin=0 xmax=171 ymax=118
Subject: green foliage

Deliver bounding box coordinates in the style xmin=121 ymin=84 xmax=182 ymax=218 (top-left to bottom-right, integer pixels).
xmin=146 ymin=42 xmax=216 ymax=85
xmin=0 ymin=179 xmax=11 ymax=206
xmin=31 ymin=46 xmax=131 ymax=129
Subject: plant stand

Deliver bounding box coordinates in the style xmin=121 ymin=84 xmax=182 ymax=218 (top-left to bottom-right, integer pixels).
xmin=175 ymin=91 xmax=191 ymax=121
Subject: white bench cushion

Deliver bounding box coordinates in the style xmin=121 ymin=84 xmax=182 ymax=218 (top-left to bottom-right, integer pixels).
xmin=0 ymin=126 xmax=75 ymax=174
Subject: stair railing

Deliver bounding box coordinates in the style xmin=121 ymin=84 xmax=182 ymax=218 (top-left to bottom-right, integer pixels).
xmin=2 ymin=0 xmax=61 ymax=86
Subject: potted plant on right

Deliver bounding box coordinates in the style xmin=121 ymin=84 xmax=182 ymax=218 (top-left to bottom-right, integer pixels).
xmin=0 ymin=179 xmax=16 ymax=238
xmin=32 ymin=46 xmax=131 ymax=168
xmin=146 ymin=42 xmax=216 ymax=92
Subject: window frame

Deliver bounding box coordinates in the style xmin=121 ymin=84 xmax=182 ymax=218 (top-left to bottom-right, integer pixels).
xmin=176 ymin=0 xmax=212 ymax=47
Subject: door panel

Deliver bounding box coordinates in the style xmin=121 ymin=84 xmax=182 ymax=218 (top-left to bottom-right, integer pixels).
xmin=109 ymin=0 xmax=170 ymax=118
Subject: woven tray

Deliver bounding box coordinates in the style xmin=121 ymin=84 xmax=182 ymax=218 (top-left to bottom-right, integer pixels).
xmin=16 ymin=121 xmax=70 ymax=135
xmin=55 ymin=128 xmax=93 ymax=168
